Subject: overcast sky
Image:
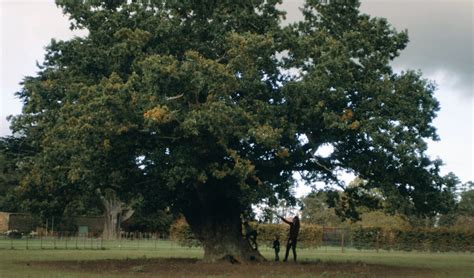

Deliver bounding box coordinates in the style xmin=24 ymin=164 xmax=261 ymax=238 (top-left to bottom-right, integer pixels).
xmin=1 ymin=0 xmax=473 ymax=189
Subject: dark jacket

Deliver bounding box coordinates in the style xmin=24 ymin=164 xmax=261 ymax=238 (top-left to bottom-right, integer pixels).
xmin=281 ymin=217 xmax=300 ymax=240
xmin=273 ymin=239 xmax=280 ymax=250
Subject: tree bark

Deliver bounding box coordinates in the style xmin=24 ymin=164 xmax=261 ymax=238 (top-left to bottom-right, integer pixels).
xmin=100 ymin=192 xmax=134 ymax=239
xmin=183 ymin=198 xmax=265 ymax=263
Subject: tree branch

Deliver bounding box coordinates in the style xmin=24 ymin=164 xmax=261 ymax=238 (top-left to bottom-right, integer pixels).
xmin=166 ymin=94 xmax=184 ymax=101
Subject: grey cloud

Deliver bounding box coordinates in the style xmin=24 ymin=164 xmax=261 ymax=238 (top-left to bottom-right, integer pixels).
xmin=280 ymin=0 xmax=473 ymax=97
xmin=361 ymin=1 xmax=473 ymax=97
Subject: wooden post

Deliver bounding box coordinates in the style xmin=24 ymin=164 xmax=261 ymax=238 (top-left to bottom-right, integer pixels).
xmin=119 ymin=232 xmax=122 ymax=250
xmin=322 ymin=226 xmax=327 ymax=253
xmin=341 ymin=231 xmax=345 ymax=253
xmin=376 ymin=231 xmax=380 ymax=253
xmin=137 ymin=232 xmax=140 ymax=250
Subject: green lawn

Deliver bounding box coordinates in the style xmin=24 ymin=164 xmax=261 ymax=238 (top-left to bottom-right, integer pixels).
xmin=0 ymin=239 xmax=472 ymax=277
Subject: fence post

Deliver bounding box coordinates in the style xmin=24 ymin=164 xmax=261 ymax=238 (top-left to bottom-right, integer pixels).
xmin=376 ymin=231 xmax=379 ymax=253
xmin=26 ymin=235 xmax=29 ymax=250
xmin=40 ymin=234 xmax=43 ymax=249
xmin=341 ymin=231 xmax=345 ymax=253
xmin=137 ymin=232 xmax=140 ymax=250
xmin=322 ymin=226 xmax=326 ymax=252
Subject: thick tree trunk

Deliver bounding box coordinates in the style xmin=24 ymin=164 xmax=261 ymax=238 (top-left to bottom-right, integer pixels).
xmin=184 ymin=206 xmax=265 ymax=263
xmin=100 ymin=192 xmax=134 ymax=239
xmin=200 ymin=225 xmax=264 ymax=263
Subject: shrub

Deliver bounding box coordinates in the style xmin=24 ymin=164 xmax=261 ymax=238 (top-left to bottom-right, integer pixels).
xmin=169 ymin=219 xmax=323 ymax=248
xmin=352 ymin=227 xmax=474 ymax=252
xmin=169 ymin=217 xmax=200 ymax=247
xmin=170 ymin=218 xmax=473 ymax=252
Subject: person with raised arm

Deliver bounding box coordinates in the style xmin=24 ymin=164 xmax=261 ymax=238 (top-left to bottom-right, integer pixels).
xmin=279 ymin=215 xmax=300 ymax=262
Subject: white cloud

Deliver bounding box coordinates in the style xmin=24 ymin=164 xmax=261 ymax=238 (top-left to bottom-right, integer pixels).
xmin=0 ymin=0 xmax=85 ymax=136
xmin=425 ymin=70 xmax=473 ymax=182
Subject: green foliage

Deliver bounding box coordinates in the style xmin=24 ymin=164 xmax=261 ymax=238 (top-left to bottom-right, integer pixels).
xmin=351 ymin=227 xmax=382 ymax=250
xmin=438 ymin=181 xmax=472 ymax=228
xmin=0 ymin=136 xmax=34 ymax=212
xmin=300 ymin=192 xmax=344 ymax=226
xmin=6 ymin=0 xmax=458 ymax=247
xmin=126 ymin=209 xmax=173 ymax=235
xmin=256 ymin=222 xmax=323 ymax=248
xmin=458 ymin=189 xmax=474 ymax=216
xmin=354 ymin=211 xmax=411 ymax=230
xmin=169 ymin=219 xmax=323 ymax=248
xmin=169 ymin=218 xmax=200 ymax=247
xmin=351 ymin=227 xmax=474 ymax=252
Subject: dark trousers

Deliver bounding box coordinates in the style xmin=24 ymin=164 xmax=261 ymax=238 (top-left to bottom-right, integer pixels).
xmin=274 ymin=248 xmax=280 ymax=261
xmin=284 ymin=238 xmax=297 ymax=262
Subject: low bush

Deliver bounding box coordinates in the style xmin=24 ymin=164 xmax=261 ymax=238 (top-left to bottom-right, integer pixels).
xmin=169 ymin=219 xmax=323 ymax=248
xmin=351 ymin=227 xmax=474 ymax=252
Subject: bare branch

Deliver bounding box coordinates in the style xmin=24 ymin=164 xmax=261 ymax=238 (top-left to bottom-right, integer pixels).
xmin=166 ymin=93 xmax=184 ymax=101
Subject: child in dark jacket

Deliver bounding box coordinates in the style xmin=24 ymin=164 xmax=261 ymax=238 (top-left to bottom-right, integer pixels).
xmin=272 ymin=235 xmax=280 ymax=261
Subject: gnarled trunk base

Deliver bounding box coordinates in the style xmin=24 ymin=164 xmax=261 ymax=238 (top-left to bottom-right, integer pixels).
xmin=184 ymin=211 xmax=265 ymax=263
xmin=200 ymin=232 xmax=265 ymax=263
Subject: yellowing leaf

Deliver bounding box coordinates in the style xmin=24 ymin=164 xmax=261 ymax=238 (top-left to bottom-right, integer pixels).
xmin=144 ymin=105 xmax=174 ymax=124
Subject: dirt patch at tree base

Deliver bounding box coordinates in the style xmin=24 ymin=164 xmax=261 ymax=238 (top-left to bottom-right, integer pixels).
xmin=26 ymin=258 xmax=437 ymax=277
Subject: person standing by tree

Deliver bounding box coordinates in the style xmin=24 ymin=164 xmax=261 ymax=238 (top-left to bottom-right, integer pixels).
xmin=279 ymin=215 xmax=300 ymax=262
xmin=243 ymin=221 xmax=258 ymax=250
xmin=272 ymin=234 xmax=280 ymax=261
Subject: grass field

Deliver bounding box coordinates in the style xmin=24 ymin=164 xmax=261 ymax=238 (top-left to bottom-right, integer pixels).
xmin=0 ymin=239 xmax=472 ymax=277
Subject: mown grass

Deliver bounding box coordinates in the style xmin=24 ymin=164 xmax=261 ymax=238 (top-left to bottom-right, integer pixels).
xmin=0 ymin=239 xmax=472 ymax=277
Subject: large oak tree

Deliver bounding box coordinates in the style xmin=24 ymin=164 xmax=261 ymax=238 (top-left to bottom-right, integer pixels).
xmin=10 ymin=0 xmax=454 ymax=261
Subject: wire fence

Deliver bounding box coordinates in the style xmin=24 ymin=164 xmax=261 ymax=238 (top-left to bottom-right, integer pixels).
xmin=0 ymin=229 xmax=353 ymax=251
xmin=0 ymin=233 xmax=184 ymax=251
xmin=2 ymin=228 xmax=470 ymax=252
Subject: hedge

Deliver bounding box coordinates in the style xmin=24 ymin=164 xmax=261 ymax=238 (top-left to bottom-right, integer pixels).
xmin=351 ymin=227 xmax=474 ymax=252
xmin=170 ymin=219 xmax=473 ymax=252
xmin=169 ymin=219 xmax=322 ymax=248
xmin=255 ymin=223 xmax=323 ymax=248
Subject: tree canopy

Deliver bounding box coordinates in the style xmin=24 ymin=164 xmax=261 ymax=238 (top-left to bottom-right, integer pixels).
xmin=9 ymin=0 xmax=456 ymax=261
